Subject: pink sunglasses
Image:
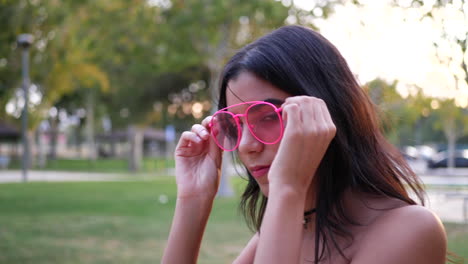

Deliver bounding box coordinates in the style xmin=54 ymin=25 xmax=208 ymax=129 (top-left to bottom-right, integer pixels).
xmin=209 ymin=101 xmax=284 ymax=151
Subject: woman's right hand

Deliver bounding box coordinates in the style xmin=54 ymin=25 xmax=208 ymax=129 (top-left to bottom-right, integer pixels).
xmin=174 ymin=116 xmax=223 ymax=200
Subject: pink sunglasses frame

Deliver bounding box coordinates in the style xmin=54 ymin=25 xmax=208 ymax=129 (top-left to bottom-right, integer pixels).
xmin=209 ymin=101 xmax=284 ymax=151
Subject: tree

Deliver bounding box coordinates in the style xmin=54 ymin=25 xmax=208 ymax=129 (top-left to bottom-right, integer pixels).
xmin=43 ymin=4 xmax=111 ymax=160
xmin=397 ymin=0 xmax=467 ymax=88
xmin=432 ymin=98 xmax=468 ymax=168
xmin=1 ymin=0 xmax=343 ymax=172
xmin=365 ymin=79 xmax=405 ymax=143
xmin=157 ymin=0 xmax=290 ymax=195
xmin=364 ymin=79 xmax=428 ymax=146
xmin=160 ymin=0 xmax=289 ymax=100
xmin=0 ymin=0 xmax=96 ymax=165
xmin=394 ymin=0 xmax=468 ymax=167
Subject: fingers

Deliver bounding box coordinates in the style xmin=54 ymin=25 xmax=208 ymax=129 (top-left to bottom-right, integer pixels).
xmin=281 ymin=96 xmax=336 ymax=142
xmin=281 ymin=103 xmax=302 ymax=140
xmin=176 ymin=118 xmax=212 ymax=149
xmin=179 ymin=117 xmax=211 ymax=146
xmin=318 ymin=101 xmax=336 ymax=139
xmin=191 ymin=124 xmax=210 ymax=140
xmin=201 ymin=116 xmax=223 ymax=159
xmin=201 ymin=116 xmax=212 ymax=128
xmin=176 ymin=131 xmax=202 ymax=149
xmin=283 ymin=96 xmax=333 ymax=123
xmin=175 ymin=115 xmax=222 ymax=163
xmin=179 ymin=115 xmax=212 ymax=145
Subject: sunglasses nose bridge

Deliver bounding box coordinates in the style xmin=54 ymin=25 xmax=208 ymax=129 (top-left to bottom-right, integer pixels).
xmin=233 ymin=113 xmax=247 ymax=127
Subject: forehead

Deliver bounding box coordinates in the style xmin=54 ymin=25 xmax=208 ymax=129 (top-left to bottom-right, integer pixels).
xmin=226 ymin=71 xmax=290 ymax=108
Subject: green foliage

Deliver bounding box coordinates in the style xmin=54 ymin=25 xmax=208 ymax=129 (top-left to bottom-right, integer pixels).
xmin=364 ymin=79 xmax=468 ymax=146
xmin=0 ymin=0 xmax=43 ymax=120
xmin=364 ymin=79 xmax=422 ymax=145
xmin=365 ymin=79 xmax=403 ymax=137
xmin=432 ymin=98 xmax=468 ymax=140
xmin=0 ymin=0 xmax=104 ymax=127
xmin=2 ymin=0 xmax=343 ymax=132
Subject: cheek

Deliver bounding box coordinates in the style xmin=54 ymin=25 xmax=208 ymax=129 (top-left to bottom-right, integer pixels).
xmin=237 ymin=152 xmax=248 ymax=168
xmin=265 ymin=142 xmax=281 ymax=161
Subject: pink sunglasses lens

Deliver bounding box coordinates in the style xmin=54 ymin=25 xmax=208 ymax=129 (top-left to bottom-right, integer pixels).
xmin=211 ymin=103 xmax=283 ymax=151
xmin=211 ymin=112 xmax=239 ymax=151
xmin=246 ymin=103 xmax=282 ymax=143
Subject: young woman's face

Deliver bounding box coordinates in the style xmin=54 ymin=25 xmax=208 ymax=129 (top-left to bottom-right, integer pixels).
xmin=225 ymin=71 xmax=291 ymax=197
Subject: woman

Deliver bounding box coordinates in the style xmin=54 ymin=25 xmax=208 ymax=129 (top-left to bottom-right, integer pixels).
xmin=162 ymin=25 xmax=447 ymax=264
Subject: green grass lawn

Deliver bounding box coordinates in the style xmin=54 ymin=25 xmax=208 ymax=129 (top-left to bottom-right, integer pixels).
xmin=0 ymin=178 xmax=466 ymax=263
xmin=0 ymin=177 xmax=250 ymax=264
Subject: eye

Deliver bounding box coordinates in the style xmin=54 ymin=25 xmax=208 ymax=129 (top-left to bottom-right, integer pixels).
xmin=261 ymin=113 xmax=279 ymax=122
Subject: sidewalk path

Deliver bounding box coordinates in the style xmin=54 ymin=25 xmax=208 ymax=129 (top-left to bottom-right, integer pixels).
xmin=420 ymin=175 xmax=468 ymax=185
xmin=425 ymin=190 xmax=468 ymax=223
xmin=0 ymin=170 xmax=467 ymax=223
xmin=418 ymin=175 xmax=468 ymax=223
xmin=0 ymin=170 xmax=128 ymax=183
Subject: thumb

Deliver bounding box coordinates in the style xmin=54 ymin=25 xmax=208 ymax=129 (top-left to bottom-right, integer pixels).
xmin=208 ymin=136 xmax=223 ymax=168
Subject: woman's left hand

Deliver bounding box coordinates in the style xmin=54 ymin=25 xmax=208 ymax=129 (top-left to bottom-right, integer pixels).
xmin=268 ymin=96 xmax=336 ymax=196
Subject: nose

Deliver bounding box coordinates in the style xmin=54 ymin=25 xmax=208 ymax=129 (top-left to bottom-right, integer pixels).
xmin=238 ymin=123 xmax=263 ymax=154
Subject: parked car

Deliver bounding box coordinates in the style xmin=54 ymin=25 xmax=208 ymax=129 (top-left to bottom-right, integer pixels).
xmin=400 ymin=145 xmax=438 ymax=161
xmin=401 ymin=146 xmax=418 ymax=161
xmin=427 ymin=150 xmax=468 ymax=168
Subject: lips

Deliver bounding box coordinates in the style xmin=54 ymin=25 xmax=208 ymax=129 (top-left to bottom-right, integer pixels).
xmin=250 ymin=165 xmax=270 ymax=178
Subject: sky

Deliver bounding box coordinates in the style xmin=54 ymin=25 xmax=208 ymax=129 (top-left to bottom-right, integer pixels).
xmin=294 ymin=0 xmax=468 ymax=107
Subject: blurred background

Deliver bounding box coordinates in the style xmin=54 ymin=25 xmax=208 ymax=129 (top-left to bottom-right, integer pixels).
xmin=0 ymin=0 xmax=467 ymax=263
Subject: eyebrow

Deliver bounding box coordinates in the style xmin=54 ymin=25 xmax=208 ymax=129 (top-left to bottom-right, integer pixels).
xmin=263 ymin=98 xmax=284 ymax=106
xmin=225 ymin=98 xmax=284 ymax=114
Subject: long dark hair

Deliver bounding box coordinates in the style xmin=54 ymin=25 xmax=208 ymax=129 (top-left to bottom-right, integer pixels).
xmin=218 ymin=25 xmax=425 ymax=263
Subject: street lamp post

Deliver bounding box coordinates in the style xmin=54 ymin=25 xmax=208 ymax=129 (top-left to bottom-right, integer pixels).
xmin=17 ymin=34 xmax=34 ymax=183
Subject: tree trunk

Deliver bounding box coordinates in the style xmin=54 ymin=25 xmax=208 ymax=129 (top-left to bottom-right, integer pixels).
xmin=85 ymin=90 xmax=96 ymax=160
xmin=128 ymin=126 xmax=143 ymax=172
xmin=110 ymin=136 xmax=116 ymax=157
xmin=48 ymin=117 xmax=58 ymax=160
xmin=27 ymin=130 xmax=36 ymax=169
xmin=443 ymin=117 xmax=457 ymax=171
xmin=37 ymin=127 xmax=47 ymax=169
xmin=414 ymin=118 xmax=423 ymax=146
xmin=447 ymin=133 xmax=456 ymax=170
xmin=75 ymin=124 xmax=82 ymax=158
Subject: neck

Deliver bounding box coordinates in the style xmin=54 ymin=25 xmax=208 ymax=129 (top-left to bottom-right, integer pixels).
xmin=302 ymin=178 xmax=318 ymax=232
xmin=304 ymin=178 xmax=317 ymax=213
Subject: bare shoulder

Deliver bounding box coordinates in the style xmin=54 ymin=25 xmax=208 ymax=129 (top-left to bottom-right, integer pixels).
xmin=352 ymin=205 xmax=447 ymax=264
